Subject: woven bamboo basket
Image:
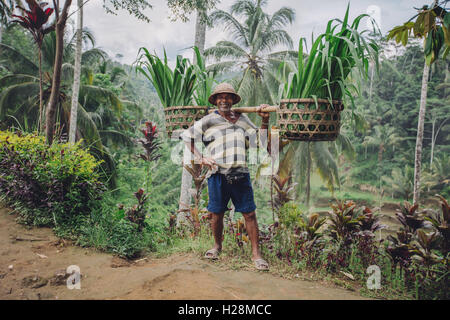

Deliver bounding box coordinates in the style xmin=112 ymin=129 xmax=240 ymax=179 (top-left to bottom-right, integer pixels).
xmin=277 ymin=98 xmax=344 ymax=141
xmin=164 ymin=106 xmax=208 ymax=137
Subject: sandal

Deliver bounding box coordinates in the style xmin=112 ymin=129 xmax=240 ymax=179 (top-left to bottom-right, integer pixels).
xmin=253 ymin=258 xmax=269 ymax=271
xmin=204 ymin=248 xmax=220 ymax=260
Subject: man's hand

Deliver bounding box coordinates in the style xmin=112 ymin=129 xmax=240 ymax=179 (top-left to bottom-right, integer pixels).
xmin=201 ymin=157 xmax=218 ymax=171
xmin=257 ymin=104 xmax=270 ymax=123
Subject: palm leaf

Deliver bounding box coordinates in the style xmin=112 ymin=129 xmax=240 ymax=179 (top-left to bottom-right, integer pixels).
xmin=0 ymin=81 xmax=39 ymax=120
xmin=0 ymin=43 xmax=38 ymax=75
xmin=79 ymin=85 xmax=123 ymax=114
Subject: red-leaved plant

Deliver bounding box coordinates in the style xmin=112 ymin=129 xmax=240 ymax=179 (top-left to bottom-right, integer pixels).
xmin=12 ymin=0 xmax=55 ymax=131
xmin=12 ymin=0 xmax=54 ymax=41
xmin=124 ymin=188 xmax=149 ymax=232
xmin=138 ymin=121 xmax=161 ymax=163
xmin=137 ymin=121 xmax=161 ymax=191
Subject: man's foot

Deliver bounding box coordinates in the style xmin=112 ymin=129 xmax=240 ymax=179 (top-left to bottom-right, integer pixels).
xmin=204 ymin=248 xmax=221 ymax=260
xmin=253 ymin=258 xmax=269 ymax=271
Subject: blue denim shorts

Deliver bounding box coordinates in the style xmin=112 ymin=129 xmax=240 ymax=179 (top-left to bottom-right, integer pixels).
xmin=207 ymin=172 xmax=257 ymax=214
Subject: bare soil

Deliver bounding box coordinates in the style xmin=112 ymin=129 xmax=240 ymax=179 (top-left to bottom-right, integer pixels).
xmin=0 ymin=208 xmax=371 ymax=300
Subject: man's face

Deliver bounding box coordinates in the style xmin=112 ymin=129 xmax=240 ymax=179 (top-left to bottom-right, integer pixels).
xmin=215 ymin=93 xmax=234 ymax=113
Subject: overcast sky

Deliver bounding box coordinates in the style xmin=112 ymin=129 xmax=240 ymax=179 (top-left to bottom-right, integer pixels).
xmin=70 ymin=0 xmax=430 ymax=65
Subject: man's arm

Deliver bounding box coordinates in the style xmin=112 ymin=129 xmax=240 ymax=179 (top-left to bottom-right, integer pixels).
xmin=185 ymin=139 xmax=217 ymax=170
xmin=258 ymin=105 xmax=271 ymax=154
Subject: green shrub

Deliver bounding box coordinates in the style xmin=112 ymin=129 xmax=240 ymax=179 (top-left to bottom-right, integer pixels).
xmin=278 ymin=202 xmax=303 ymax=229
xmin=0 ymin=130 xmax=106 ymax=228
xmin=76 ymin=198 xmax=157 ymax=259
xmin=107 ymin=219 xmax=151 ymax=258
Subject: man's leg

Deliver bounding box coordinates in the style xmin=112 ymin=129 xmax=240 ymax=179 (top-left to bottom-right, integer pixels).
xmin=242 ymin=211 xmax=263 ymax=260
xmin=206 ymin=211 xmax=225 ymax=257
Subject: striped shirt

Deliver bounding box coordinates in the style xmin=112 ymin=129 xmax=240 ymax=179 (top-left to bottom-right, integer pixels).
xmin=181 ymin=111 xmax=260 ymax=174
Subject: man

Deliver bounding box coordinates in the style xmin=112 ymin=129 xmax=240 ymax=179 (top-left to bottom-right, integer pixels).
xmin=181 ymin=83 xmax=270 ymax=271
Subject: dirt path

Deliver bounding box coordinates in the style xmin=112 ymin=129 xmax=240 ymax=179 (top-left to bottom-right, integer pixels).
xmin=0 ymin=208 xmax=370 ymax=300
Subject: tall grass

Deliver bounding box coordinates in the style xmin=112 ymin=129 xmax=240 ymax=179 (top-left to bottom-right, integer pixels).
xmin=280 ymin=5 xmax=379 ymax=107
xmin=136 ymin=48 xmax=196 ymax=107
xmin=192 ymin=46 xmax=217 ymax=108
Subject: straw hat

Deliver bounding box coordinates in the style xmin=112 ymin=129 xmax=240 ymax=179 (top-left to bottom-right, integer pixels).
xmin=208 ymin=83 xmax=241 ymax=106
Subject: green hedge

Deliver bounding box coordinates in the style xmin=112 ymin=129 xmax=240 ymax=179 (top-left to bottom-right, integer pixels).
xmin=0 ymin=130 xmax=106 ymax=228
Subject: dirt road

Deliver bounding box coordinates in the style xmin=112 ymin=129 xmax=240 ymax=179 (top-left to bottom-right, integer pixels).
xmin=0 ymin=208 xmax=370 ymax=300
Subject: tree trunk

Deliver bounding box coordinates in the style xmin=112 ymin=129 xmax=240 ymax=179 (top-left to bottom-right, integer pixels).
xmin=413 ymin=60 xmax=429 ymax=205
xmin=178 ymin=8 xmax=208 ymax=223
xmin=46 ymin=0 xmax=72 ymax=145
xmin=69 ymin=0 xmax=83 ymax=144
xmin=430 ymin=118 xmax=435 ymax=168
xmin=306 ymin=142 xmax=311 ymax=208
xmin=193 ymin=9 xmax=206 ymax=59
xmin=38 ymin=46 xmax=44 ymax=133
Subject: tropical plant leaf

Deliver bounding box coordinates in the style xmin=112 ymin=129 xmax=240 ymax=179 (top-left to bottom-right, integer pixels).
xmin=0 ymin=43 xmax=38 ymax=75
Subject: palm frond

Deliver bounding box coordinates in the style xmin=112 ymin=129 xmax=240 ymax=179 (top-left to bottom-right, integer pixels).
xmin=204 ymin=42 xmax=248 ymax=61
xmin=0 ymin=74 xmax=38 ymax=88
xmin=268 ymin=7 xmax=295 ymax=29
xmin=206 ymin=60 xmax=241 ymax=74
xmin=209 ymin=9 xmax=250 ymax=48
xmin=311 ymin=141 xmax=340 ymax=192
xmin=0 ymin=81 xmax=39 ymax=120
xmin=81 ymin=48 xmax=107 ymax=65
xmin=0 ymin=43 xmax=38 ymax=75
xmin=79 ymin=84 xmax=123 ymax=114
xmin=335 ymin=133 xmax=355 ymax=160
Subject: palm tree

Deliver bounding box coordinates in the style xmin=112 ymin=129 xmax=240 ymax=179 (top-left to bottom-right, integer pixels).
xmin=205 ymin=0 xmax=295 ymax=105
xmin=363 ymin=125 xmax=402 ymax=164
xmin=422 ymin=154 xmax=450 ymax=195
xmin=382 ymin=166 xmax=414 ymax=201
xmin=387 ymin=1 xmax=448 ymax=204
xmin=46 ymin=0 xmax=72 ymax=145
xmin=69 ymin=0 xmax=83 ymax=144
xmin=293 ymin=133 xmax=355 ymax=208
xmin=0 ymin=31 xmax=128 ymax=186
xmin=166 ymin=0 xmax=221 ymax=59
xmin=362 ymin=124 xmax=403 ymax=200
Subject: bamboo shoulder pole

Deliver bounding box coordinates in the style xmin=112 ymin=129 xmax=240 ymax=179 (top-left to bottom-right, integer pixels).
xmin=208 ymin=106 xmax=278 ymax=114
